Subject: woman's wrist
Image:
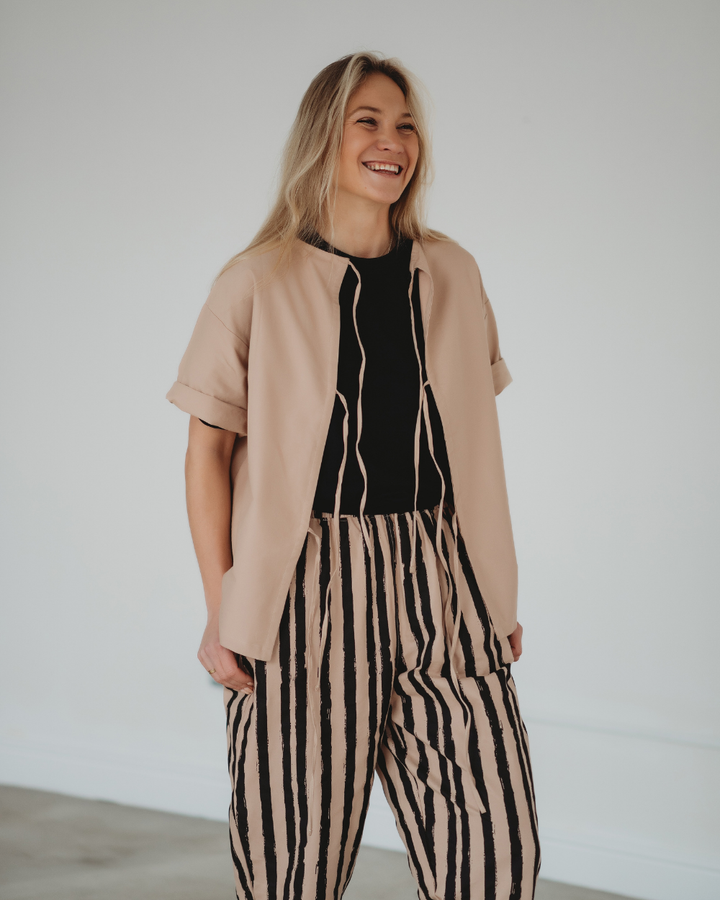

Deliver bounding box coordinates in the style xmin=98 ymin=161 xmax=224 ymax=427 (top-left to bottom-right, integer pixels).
xmin=204 ymin=601 xmax=221 ymax=625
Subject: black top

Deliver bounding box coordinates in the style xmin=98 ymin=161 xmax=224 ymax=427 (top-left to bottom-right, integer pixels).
xmin=200 ymin=235 xmax=454 ymax=515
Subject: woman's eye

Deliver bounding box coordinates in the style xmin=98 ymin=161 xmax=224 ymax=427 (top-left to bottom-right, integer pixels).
xmin=354 ymin=117 xmax=415 ymax=134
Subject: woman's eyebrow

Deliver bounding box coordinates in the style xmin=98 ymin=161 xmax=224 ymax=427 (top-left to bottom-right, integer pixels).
xmin=348 ymin=105 xmax=413 ymax=119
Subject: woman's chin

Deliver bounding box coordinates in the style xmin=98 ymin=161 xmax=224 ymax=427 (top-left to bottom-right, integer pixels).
xmin=361 ymin=186 xmax=408 ymax=209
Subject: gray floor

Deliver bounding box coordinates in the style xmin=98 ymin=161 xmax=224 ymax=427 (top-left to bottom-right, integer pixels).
xmin=0 ymin=784 xmax=634 ymax=900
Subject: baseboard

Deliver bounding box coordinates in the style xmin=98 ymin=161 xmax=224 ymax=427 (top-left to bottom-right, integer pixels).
xmin=362 ymin=785 xmax=720 ymax=900
xmin=0 ymin=737 xmax=230 ymax=821
xmin=1 ymin=737 xmax=718 ymax=900
xmin=539 ymin=829 xmax=720 ymax=900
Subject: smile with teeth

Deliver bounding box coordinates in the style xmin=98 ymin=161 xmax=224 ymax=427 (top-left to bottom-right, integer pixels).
xmin=363 ymin=161 xmax=402 ymax=175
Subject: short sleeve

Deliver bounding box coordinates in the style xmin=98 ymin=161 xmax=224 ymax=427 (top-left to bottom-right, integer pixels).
xmin=166 ymin=269 xmax=252 ymax=434
xmin=478 ymin=268 xmax=512 ymax=396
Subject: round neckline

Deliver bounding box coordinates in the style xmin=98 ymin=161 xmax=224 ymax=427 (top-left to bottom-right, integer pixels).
xmin=302 ymin=232 xmax=410 ymax=263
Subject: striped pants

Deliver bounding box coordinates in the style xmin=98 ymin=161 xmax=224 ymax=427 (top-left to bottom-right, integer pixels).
xmin=223 ymin=504 xmax=540 ymax=900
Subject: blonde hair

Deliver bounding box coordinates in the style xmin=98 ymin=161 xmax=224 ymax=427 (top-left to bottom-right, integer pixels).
xmin=216 ymin=51 xmax=449 ymax=279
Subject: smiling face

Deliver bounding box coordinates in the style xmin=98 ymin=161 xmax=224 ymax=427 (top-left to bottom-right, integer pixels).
xmin=336 ymin=72 xmax=420 ymax=213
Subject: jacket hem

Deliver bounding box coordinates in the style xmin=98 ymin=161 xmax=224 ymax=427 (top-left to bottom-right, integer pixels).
xmin=166 ymin=381 xmax=248 ymax=434
xmin=491 ymin=358 xmax=512 ymax=395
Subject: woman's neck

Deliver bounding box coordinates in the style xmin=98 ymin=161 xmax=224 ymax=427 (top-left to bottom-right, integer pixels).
xmin=318 ymin=200 xmax=393 ymax=259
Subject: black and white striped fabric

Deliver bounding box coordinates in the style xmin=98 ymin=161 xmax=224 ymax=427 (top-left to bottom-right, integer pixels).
xmin=224 ymin=503 xmax=541 ymax=900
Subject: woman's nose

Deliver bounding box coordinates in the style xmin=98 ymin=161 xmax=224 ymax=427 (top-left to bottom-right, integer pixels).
xmin=375 ymin=128 xmax=402 ymax=152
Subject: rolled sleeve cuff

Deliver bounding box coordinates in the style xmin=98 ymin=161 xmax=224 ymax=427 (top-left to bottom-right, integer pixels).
xmin=166 ymin=381 xmax=248 ymax=435
xmin=491 ymin=358 xmax=512 ymax=395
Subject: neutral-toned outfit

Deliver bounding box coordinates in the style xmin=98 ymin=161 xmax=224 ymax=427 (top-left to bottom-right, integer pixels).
xmin=166 ymin=237 xmax=516 ymax=662
xmin=167 ymin=236 xmax=540 ymax=899
xmin=225 ymin=505 xmax=539 ymax=900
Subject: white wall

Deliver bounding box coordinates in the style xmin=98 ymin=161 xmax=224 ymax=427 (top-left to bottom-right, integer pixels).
xmin=1 ymin=2 xmax=718 ymax=898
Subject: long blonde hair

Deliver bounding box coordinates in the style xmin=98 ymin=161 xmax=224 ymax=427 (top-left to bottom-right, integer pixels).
xmin=216 ymin=52 xmax=449 ymax=279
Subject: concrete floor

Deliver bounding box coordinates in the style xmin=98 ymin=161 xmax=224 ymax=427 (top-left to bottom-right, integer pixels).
xmin=0 ymin=784 xmax=634 ymax=900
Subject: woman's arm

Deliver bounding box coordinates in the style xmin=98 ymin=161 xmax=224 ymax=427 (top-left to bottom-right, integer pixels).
xmin=185 ymin=415 xmax=254 ymax=694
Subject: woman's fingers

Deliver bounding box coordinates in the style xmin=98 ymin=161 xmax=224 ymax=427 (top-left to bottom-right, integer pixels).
xmin=199 ymin=643 xmax=254 ymax=693
xmin=508 ymin=621 xmax=523 ymax=661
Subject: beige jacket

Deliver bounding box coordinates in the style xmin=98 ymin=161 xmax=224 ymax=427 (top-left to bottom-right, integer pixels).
xmin=166 ymin=237 xmax=517 ymax=661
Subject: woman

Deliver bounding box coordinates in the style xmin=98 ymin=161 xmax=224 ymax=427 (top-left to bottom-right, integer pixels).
xmin=167 ymin=52 xmax=540 ymax=900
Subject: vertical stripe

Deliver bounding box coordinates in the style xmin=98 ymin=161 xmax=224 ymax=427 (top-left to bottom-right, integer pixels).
xmin=466 ymin=703 xmax=498 ymax=899
xmin=278 ymin=583 xmax=295 ymax=900
xmin=316 ymin=516 xmax=334 ymax=899
xmin=225 ymin=503 xmax=539 ymax=900
xmin=291 ymin=556 xmax=309 ymax=900
xmin=333 ymin=516 xmax=358 ymax=898
xmin=340 ymin=514 xmax=384 ymax=895
xmin=226 ymin=688 xmax=254 ymax=898
xmin=254 ymin=660 xmax=277 ymax=897
xmin=476 ymin=675 xmax=524 ymax=898
xmin=497 ymin=669 xmax=542 ymax=890
xmin=455 ymin=518 xmax=508 ymax=671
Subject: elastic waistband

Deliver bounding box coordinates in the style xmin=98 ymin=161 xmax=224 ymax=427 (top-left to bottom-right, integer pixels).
xmin=310 ymin=500 xmax=454 ymax=523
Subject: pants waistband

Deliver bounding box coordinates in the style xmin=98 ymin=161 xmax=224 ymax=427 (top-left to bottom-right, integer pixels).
xmin=310 ymin=499 xmax=455 ymax=521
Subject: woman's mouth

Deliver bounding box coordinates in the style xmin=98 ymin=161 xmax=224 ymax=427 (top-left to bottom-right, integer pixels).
xmin=362 ymin=161 xmax=403 ymax=176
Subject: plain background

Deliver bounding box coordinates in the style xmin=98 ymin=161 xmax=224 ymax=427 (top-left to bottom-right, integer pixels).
xmin=1 ymin=2 xmax=718 ymax=899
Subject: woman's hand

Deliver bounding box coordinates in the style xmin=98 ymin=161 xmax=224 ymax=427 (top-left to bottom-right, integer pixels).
xmin=198 ymin=616 xmax=254 ymax=694
xmin=508 ymin=622 xmax=523 ymax=662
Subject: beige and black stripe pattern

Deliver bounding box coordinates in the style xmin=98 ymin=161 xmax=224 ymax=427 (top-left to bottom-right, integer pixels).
xmin=224 ymin=503 xmax=540 ymax=900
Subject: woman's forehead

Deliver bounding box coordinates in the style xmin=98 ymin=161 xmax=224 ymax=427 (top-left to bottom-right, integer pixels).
xmin=348 ymin=73 xmax=409 ymax=113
